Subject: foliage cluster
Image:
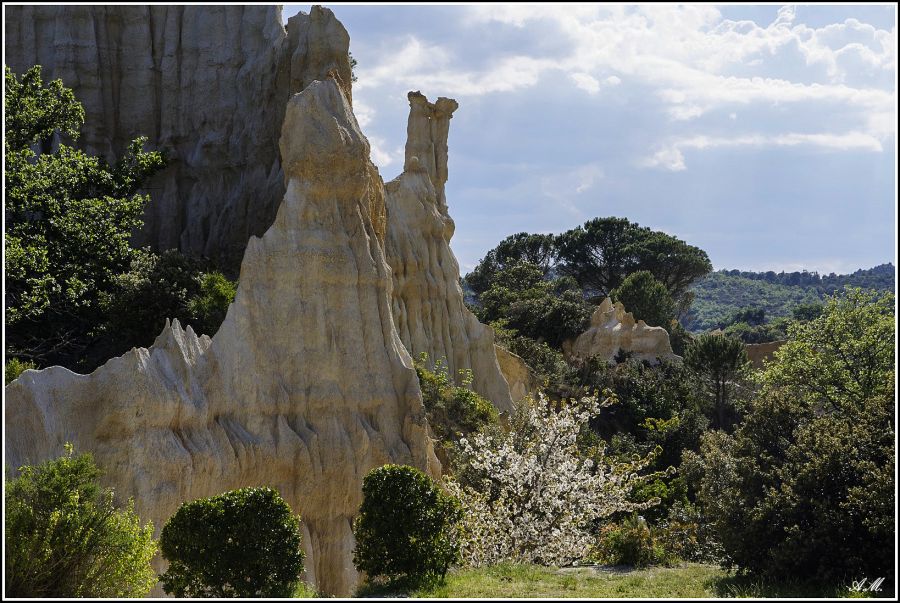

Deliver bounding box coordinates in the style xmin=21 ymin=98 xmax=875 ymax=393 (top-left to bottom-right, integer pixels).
xmin=690 ymin=289 xmax=895 ymax=584
xmin=159 ymin=487 xmax=305 ymax=597
xmin=4 ymin=445 xmax=156 ymax=597
xmin=353 ymin=465 xmax=462 ymax=586
xmin=415 ymin=354 xmax=498 ymax=446
xmin=4 ymin=65 xmax=236 ymax=374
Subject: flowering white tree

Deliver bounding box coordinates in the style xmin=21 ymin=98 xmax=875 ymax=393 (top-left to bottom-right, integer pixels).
xmin=446 ymin=392 xmax=663 ymax=567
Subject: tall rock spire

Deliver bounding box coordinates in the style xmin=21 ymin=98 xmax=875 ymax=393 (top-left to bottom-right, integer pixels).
xmin=385 ymin=92 xmax=514 ymax=414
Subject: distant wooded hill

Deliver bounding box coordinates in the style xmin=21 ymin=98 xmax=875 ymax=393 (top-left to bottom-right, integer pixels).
xmin=682 ymin=263 xmax=895 ymax=332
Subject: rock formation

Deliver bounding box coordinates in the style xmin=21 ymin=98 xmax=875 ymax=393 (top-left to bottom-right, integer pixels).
xmin=384 ymin=92 xmax=514 ymax=413
xmin=745 ymin=339 xmax=787 ymax=370
xmin=4 ymin=79 xmax=439 ymax=597
xmin=570 ymin=298 xmax=678 ymax=364
xmin=493 ymin=345 xmax=540 ymax=403
xmin=4 ymin=5 xmax=352 ymax=273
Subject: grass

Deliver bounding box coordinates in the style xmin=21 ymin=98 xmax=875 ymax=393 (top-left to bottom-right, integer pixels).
xmin=352 ymin=563 xmax=883 ymax=598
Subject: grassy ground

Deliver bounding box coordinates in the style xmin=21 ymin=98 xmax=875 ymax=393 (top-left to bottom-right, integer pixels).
xmin=350 ymin=563 xmax=880 ymax=599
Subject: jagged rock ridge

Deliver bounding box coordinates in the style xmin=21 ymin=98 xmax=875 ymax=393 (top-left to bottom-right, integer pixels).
xmin=4 ymin=79 xmax=439 ymax=597
xmin=569 ymin=298 xmax=678 ymax=364
xmin=4 ymin=5 xmax=352 ymax=273
xmin=384 ymin=92 xmax=514 ymax=413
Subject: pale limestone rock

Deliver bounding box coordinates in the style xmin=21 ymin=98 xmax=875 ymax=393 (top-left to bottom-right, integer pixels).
xmin=384 ymin=92 xmax=514 ymax=413
xmin=4 ymin=5 xmax=352 ymax=273
xmin=745 ymin=339 xmax=787 ymax=370
xmin=493 ymin=345 xmax=540 ymax=403
xmin=570 ymin=298 xmax=678 ymax=364
xmin=4 ymin=79 xmax=438 ymax=597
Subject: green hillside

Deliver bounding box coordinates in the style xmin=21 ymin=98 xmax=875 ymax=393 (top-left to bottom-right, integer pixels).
xmin=683 ymin=263 xmax=895 ymax=332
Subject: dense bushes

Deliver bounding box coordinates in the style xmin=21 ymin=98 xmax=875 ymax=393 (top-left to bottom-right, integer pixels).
xmin=4 ymin=445 xmax=157 ymax=597
xmin=415 ymin=354 xmax=498 ymax=446
xmin=159 ymin=487 xmax=304 ymax=597
xmin=593 ymin=514 xmax=659 ymax=567
xmin=99 ymin=250 xmax=236 ymax=351
xmin=474 ymin=261 xmax=592 ymax=348
xmin=5 ymin=357 xmax=35 ymax=384
xmin=692 ymin=289 xmax=895 ymax=585
xmin=611 ymin=270 xmax=675 ymax=328
xmin=353 ymin=465 xmax=462 ymax=586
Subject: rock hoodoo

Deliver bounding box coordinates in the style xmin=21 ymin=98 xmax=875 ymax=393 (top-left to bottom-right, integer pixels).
xmin=384 ymin=92 xmax=514 ymax=413
xmin=4 ymin=79 xmax=439 ymax=597
xmin=570 ymin=298 xmax=678 ymax=364
xmin=4 ymin=5 xmax=352 ymax=273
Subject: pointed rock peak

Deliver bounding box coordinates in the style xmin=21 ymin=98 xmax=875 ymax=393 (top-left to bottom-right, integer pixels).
xmin=286 ymin=5 xmax=353 ymax=103
xmin=279 ymin=79 xmax=367 ymax=182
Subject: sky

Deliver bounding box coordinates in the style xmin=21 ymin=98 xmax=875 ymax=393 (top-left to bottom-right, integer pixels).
xmin=284 ymin=3 xmax=897 ymax=275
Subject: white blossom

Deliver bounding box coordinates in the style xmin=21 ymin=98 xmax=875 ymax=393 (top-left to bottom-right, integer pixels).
xmin=446 ymin=392 xmax=660 ymax=567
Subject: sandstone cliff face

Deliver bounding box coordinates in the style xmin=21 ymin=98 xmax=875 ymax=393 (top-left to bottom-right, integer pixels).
xmin=4 ymin=79 xmax=438 ymax=597
xmin=493 ymin=345 xmax=540 ymax=404
xmin=384 ymin=92 xmax=514 ymax=413
xmin=4 ymin=5 xmax=352 ymax=273
xmin=570 ymin=298 xmax=678 ymax=364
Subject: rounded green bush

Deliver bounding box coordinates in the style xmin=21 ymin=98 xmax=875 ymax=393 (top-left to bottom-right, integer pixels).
xmin=159 ymin=487 xmax=304 ymax=597
xmin=352 ymin=465 xmax=462 ymax=585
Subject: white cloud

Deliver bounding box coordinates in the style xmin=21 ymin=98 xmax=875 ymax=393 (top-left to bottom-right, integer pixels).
xmin=571 ymin=72 xmax=601 ymax=94
xmin=367 ymin=135 xmax=403 ymax=170
xmin=461 ymin=4 xmax=896 ymax=137
xmin=353 ymin=98 xmax=375 ymax=128
xmin=645 ymin=131 xmax=884 ymax=171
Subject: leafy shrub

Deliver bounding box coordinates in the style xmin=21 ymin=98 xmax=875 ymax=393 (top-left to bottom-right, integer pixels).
xmin=653 ymin=501 xmax=723 ymax=564
xmin=593 ymin=514 xmax=659 ymax=567
xmin=4 ymin=444 xmax=157 ymax=597
xmin=189 ymin=271 xmax=237 ymax=335
xmin=5 ymin=65 xmax=166 ymax=368
xmin=352 ymin=465 xmax=462 ymax=586
xmin=5 ymin=357 xmax=36 ymax=384
xmin=415 ymin=354 xmax=498 ymax=444
xmin=159 ymin=487 xmax=304 ymax=597
xmin=474 ymin=261 xmax=592 ymax=348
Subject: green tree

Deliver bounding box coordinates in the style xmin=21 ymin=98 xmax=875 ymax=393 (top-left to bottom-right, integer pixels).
xmin=694 ymin=289 xmax=895 ymax=586
xmin=159 ymin=487 xmax=305 ymax=597
xmin=475 ymin=261 xmax=591 ymax=348
xmin=683 ymin=333 xmax=749 ymax=431
xmin=4 ymin=65 xmax=166 ymax=366
xmin=5 ymin=444 xmax=157 ymax=597
xmin=353 ymin=465 xmax=462 ymax=586
xmin=554 ymin=217 xmax=711 ymax=305
xmin=465 ymin=232 xmax=556 ymax=295
xmin=611 ymin=270 xmax=676 ymax=328
xmin=97 ymin=250 xmax=237 ymax=361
